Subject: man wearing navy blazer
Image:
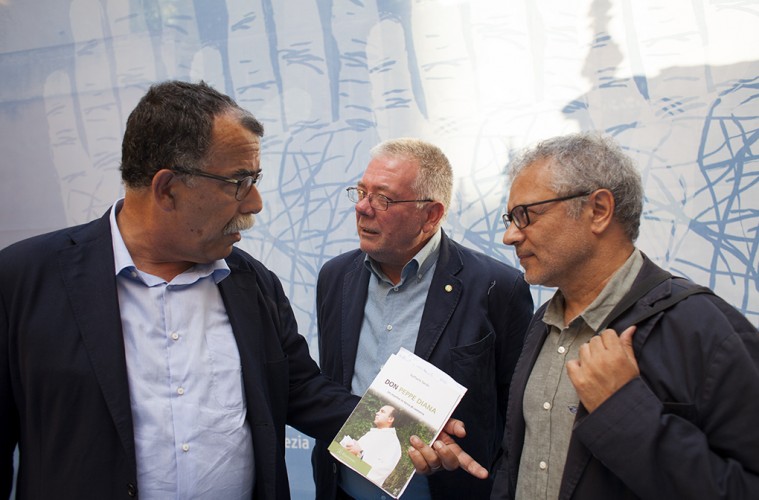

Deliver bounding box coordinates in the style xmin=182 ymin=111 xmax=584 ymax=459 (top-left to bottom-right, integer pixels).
xmin=311 ymin=138 xmax=534 ymax=499
xmin=0 ymin=81 xmax=363 ymax=500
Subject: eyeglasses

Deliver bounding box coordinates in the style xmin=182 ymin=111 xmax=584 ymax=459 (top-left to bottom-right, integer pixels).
xmin=502 ymin=191 xmax=592 ymax=230
xmin=346 ymin=187 xmax=433 ymax=211
xmin=171 ymin=167 xmax=262 ymax=201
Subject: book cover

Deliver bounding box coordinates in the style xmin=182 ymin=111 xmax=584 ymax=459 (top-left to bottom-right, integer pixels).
xmin=328 ymin=348 xmax=467 ymax=498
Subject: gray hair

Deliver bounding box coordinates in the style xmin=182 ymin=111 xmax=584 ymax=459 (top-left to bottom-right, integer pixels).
xmin=369 ymin=138 xmax=453 ymax=217
xmin=509 ymin=132 xmax=643 ymax=241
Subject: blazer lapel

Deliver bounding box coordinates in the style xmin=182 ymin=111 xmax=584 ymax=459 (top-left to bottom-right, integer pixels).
xmin=217 ymin=265 xmax=269 ymax=425
xmin=340 ymin=254 xmax=369 ymax=386
xmin=415 ymin=231 xmax=462 ymax=360
xmin=218 ymin=260 xmax=279 ymax=500
xmin=58 ymin=213 xmax=136 ymax=469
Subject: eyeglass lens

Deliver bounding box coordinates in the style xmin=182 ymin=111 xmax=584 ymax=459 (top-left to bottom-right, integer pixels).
xmin=347 ymin=188 xmax=389 ymax=211
xmin=235 ymin=172 xmax=262 ymax=200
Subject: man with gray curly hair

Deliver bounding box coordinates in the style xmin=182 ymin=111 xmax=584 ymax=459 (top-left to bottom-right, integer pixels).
xmin=491 ymin=132 xmax=759 ymax=499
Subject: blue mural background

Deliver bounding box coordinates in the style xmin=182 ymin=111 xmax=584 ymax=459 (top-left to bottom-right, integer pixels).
xmin=2 ymin=0 xmax=757 ymax=497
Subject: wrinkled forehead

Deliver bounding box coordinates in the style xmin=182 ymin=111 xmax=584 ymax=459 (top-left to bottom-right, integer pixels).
xmin=508 ymin=159 xmax=557 ymax=206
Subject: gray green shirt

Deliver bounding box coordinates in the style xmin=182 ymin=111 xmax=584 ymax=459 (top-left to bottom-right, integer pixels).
xmin=516 ymin=249 xmax=643 ymax=500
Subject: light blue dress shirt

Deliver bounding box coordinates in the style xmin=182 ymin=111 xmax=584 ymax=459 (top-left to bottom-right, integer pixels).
xmin=340 ymin=230 xmax=442 ymax=500
xmin=109 ymin=200 xmax=254 ymax=500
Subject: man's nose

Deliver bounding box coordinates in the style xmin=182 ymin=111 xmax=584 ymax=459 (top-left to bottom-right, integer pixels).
xmin=502 ymin=222 xmax=523 ymax=246
xmin=241 ymin=185 xmax=263 ymax=214
xmin=355 ymin=195 xmax=375 ymax=216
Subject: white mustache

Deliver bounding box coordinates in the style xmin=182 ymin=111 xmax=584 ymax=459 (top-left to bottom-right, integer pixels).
xmin=223 ymin=214 xmax=255 ymax=235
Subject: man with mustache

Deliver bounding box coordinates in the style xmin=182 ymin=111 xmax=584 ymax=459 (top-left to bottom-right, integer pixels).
xmin=0 ymin=81 xmax=476 ymax=500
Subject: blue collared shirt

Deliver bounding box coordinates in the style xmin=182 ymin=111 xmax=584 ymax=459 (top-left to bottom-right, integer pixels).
xmin=110 ymin=200 xmax=254 ymax=499
xmin=340 ymin=230 xmax=442 ymax=500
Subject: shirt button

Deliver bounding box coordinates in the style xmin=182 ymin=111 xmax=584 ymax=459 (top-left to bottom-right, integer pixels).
xmin=177 ymin=387 xmax=185 ymax=395
xmin=539 ymin=461 xmax=547 ymax=470
xmin=558 ymin=346 xmax=566 ymax=354
xmin=182 ymin=443 xmax=190 ymax=452
xmin=171 ymin=332 xmax=179 ymax=341
xmin=543 ymin=402 xmax=551 ymax=410
xmin=386 ymin=324 xmax=393 ymax=331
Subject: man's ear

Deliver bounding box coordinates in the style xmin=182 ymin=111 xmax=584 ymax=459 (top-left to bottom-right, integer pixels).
xmin=422 ymin=201 xmax=445 ymax=233
xmin=152 ymin=169 xmax=178 ymax=211
xmin=588 ymin=188 xmax=615 ymax=234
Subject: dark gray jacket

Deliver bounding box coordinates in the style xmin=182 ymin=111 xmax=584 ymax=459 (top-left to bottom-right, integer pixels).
xmin=492 ymin=256 xmax=759 ymax=499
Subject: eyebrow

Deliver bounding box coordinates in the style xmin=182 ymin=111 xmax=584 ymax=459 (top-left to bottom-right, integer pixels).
xmin=234 ymin=168 xmax=262 ymax=177
xmin=356 ymin=183 xmax=396 ymax=197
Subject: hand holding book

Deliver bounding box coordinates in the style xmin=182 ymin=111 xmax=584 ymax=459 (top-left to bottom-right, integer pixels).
xmin=328 ymin=348 xmax=487 ymax=498
xmin=407 ymin=419 xmax=489 ymax=478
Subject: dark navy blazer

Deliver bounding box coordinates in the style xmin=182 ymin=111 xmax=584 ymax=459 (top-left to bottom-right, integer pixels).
xmin=311 ymin=230 xmax=534 ymax=499
xmin=0 ymin=210 xmax=357 ymax=500
xmin=491 ymin=256 xmax=759 ymax=499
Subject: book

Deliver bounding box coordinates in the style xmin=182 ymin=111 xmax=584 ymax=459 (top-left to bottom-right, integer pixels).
xmin=328 ymin=348 xmax=467 ymax=498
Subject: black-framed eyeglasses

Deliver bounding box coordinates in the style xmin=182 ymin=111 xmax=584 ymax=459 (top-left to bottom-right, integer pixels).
xmin=171 ymin=167 xmax=262 ymax=201
xmin=502 ymin=191 xmax=592 ymax=230
xmin=346 ymin=187 xmax=433 ymax=211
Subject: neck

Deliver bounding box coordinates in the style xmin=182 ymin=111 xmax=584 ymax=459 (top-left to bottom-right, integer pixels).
xmin=117 ymin=195 xmax=193 ymax=282
xmin=560 ymin=244 xmax=635 ymax=324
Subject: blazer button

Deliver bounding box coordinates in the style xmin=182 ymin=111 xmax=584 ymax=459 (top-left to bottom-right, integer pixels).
xmin=127 ymin=482 xmax=138 ymax=497
xmin=332 ymin=463 xmax=337 ymax=474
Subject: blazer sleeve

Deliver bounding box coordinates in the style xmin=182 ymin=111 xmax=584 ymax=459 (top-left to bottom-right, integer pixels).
xmin=0 ymin=285 xmax=18 ymax=499
xmin=572 ymin=294 xmax=759 ymax=498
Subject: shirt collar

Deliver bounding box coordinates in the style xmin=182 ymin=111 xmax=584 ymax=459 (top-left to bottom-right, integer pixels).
xmin=544 ymin=249 xmax=644 ymax=331
xmin=109 ymin=199 xmax=230 ymax=285
xmin=364 ymin=229 xmax=442 ymax=284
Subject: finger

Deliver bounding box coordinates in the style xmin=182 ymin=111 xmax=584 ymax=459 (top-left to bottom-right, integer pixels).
xmin=565 ymin=358 xmax=582 ymax=386
xmin=619 ymin=326 xmax=637 ymax=349
xmin=599 ymin=328 xmax=623 ymax=349
xmin=72 ymin=0 xmax=139 ymax=170
xmin=619 ymin=325 xmax=638 ymax=363
xmin=43 ymin=71 xmax=90 ymax=225
xmin=270 ymin=0 xmax=330 ymax=128
xmin=442 ymin=418 xmax=467 ymax=439
xmin=366 ymin=17 xmax=431 ymax=140
xmin=330 ymin=0 xmax=380 ymax=124
xmin=433 ymin=440 xmax=489 ymax=479
xmin=407 ymin=435 xmax=444 ymax=474
xmin=577 ymin=339 xmax=592 ymax=362
xmin=224 ymin=0 xmax=285 ymax=137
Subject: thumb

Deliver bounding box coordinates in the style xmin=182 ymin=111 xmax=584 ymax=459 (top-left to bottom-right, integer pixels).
xmin=619 ymin=325 xmax=637 ymax=359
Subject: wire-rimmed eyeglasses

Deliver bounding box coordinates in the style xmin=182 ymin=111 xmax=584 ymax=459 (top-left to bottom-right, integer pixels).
xmin=502 ymin=191 xmax=592 ymax=230
xmin=346 ymin=187 xmax=433 ymax=211
xmin=171 ymin=166 xmax=262 ymax=201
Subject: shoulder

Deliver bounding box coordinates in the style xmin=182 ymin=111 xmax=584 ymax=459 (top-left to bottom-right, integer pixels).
xmin=659 ymin=285 xmax=754 ymax=338
xmin=0 ymin=218 xmax=103 ymax=269
xmin=446 ymin=237 xmax=524 ymax=281
xmin=319 ymin=248 xmax=364 ymax=278
xmin=630 ymin=276 xmax=758 ymax=365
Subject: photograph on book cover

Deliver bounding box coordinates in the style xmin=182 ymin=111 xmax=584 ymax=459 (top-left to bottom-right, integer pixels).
xmin=328 ymin=349 xmax=466 ymax=498
xmin=330 ymin=389 xmax=436 ymax=496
